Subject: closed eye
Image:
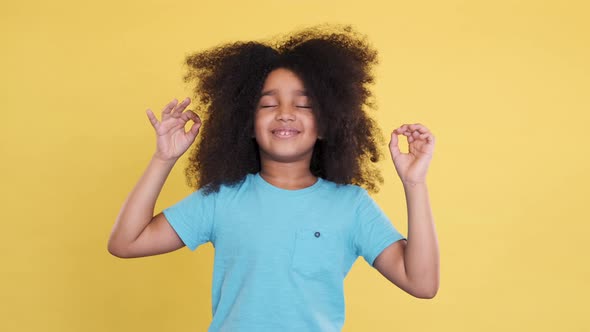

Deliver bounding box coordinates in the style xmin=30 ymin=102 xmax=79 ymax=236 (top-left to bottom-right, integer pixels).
xmin=260 ymin=105 xmax=312 ymax=108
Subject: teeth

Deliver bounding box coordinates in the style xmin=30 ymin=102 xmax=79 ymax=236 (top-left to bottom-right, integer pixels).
xmin=274 ymin=130 xmax=298 ymax=136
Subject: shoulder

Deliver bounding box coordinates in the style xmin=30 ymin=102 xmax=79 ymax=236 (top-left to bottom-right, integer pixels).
xmin=319 ymin=178 xmax=368 ymax=203
xmin=181 ymin=174 xmax=250 ymax=203
xmin=321 ymin=178 xmax=366 ymax=192
xmin=210 ymin=173 xmax=255 ymax=198
xmin=321 ymin=181 xmax=382 ymax=217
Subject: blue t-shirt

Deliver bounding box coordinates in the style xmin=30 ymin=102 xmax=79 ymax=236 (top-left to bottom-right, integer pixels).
xmin=162 ymin=172 xmax=406 ymax=332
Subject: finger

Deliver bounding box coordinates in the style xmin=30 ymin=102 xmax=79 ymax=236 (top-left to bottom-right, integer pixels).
xmin=162 ymin=98 xmax=179 ymax=116
xmin=408 ymin=123 xmax=429 ymax=134
xmin=419 ymin=132 xmax=432 ymax=139
xmin=186 ymin=120 xmax=202 ymax=139
xmin=421 ymin=133 xmax=435 ymax=144
xmin=182 ymin=110 xmax=202 ymax=136
xmin=146 ymin=109 xmax=159 ymax=129
xmin=396 ymin=124 xmax=410 ymax=133
xmin=394 ymin=126 xmax=412 ymax=138
xmin=181 ymin=109 xmax=200 ymax=123
xmin=171 ymin=97 xmax=191 ymax=117
xmin=400 ymin=124 xmax=420 ymax=137
xmin=389 ymin=130 xmax=402 ymax=160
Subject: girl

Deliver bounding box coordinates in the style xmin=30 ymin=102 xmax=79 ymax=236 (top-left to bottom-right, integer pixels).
xmin=108 ymin=24 xmax=439 ymax=332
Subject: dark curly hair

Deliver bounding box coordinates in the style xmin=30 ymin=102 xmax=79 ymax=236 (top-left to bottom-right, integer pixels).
xmin=182 ymin=24 xmax=386 ymax=195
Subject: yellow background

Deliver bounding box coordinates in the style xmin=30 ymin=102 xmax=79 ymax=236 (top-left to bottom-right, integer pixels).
xmin=1 ymin=0 xmax=588 ymax=331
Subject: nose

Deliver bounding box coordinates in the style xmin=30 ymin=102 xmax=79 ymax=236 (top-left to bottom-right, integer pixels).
xmin=275 ymin=105 xmax=296 ymax=122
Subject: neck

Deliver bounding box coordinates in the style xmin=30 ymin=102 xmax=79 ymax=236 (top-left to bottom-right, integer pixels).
xmin=259 ymin=160 xmax=317 ymax=190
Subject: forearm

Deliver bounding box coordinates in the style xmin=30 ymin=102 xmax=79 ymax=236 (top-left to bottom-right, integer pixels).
xmin=402 ymin=181 xmax=440 ymax=297
xmin=108 ymin=154 xmax=177 ymax=252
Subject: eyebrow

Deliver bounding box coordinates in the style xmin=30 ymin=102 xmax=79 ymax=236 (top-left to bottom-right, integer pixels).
xmin=261 ymin=89 xmax=308 ymax=96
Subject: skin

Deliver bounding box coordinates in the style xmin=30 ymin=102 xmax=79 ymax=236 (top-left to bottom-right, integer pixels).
xmin=146 ymin=97 xmax=201 ymax=161
xmin=253 ymin=68 xmax=320 ymax=190
xmin=389 ymin=123 xmax=435 ymax=185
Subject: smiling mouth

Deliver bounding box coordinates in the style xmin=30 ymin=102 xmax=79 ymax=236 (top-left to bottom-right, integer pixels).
xmin=272 ymin=129 xmax=300 ymax=138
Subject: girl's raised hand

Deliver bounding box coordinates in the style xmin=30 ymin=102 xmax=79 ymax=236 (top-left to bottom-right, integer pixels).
xmin=389 ymin=123 xmax=435 ymax=186
xmin=146 ymin=97 xmax=202 ymax=162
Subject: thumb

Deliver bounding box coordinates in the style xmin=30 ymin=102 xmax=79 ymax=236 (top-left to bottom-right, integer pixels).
xmin=186 ymin=121 xmax=201 ymax=141
xmin=389 ymin=129 xmax=402 ymax=160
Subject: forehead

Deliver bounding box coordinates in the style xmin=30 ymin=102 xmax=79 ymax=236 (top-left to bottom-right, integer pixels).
xmin=260 ymin=89 xmax=308 ymax=97
xmin=260 ymin=68 xmax=308 ymax=96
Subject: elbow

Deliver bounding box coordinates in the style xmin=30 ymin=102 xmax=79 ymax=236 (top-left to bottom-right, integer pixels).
xmin=411 ymin=282 xmax=439 ymax=299
xmin=416 ymin=288 xmax=438 ymax=299
xmin=107 ymin=245 xmax=124 ymax=258
xmin=108 ymin=247 xmax=123 ymax=258
xmin=107 ymin=239 xmax=129 ymax=259
xmin=409 ymin=272 xmax=439 ymax=299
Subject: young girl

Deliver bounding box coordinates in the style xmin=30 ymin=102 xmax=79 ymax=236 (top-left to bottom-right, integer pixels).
xmin=108 ymin=24 xmax=439 ymax=332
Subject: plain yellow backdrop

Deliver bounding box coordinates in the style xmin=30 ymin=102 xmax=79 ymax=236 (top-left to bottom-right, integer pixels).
xmin=1 ymin=0 xmax=588 ymax=331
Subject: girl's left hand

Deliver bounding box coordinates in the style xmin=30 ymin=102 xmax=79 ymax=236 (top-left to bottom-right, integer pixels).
xmin=389 ymin=123 xmax=435 ymax=185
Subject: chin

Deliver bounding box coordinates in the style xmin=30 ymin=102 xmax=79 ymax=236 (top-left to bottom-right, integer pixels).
xmin=260 ymin=148 xmax=315 ymax=163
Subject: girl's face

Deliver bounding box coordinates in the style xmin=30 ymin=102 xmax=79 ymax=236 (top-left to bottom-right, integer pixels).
xmin=254 ymin=68 xmax=319 ymax=164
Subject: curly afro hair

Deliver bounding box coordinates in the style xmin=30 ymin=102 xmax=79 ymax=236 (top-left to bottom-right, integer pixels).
xmin=183 ymin=23 xmax=386 ymax=195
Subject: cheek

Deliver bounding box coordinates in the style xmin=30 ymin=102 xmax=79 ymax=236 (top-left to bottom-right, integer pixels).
xmin=253 ymin=115 xmax=269 ymax=137
xmin=253 ymin=113 xmax=263 ymax=129
xmin=307 ymin=116 xmax=319 ymax=133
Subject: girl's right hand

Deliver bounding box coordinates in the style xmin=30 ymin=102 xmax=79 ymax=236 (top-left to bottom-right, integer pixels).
xmin=146 ymin=97 xmax=202 ymax=162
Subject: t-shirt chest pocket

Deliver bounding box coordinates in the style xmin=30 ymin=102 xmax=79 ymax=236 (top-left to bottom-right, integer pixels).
xmin=291 ymin=228 xmax=343 ymax=278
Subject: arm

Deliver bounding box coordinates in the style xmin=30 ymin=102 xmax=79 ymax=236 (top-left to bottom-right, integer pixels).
xmin=107 ymin=97 xmax=201 ymax=258
xmin=373 ymin=123 xmax=439 ymax=298
xmin=107 ymin=155 xmax=181 ymax=258
xmin=403 ymin=182 xmax=439 ymax=297
xmin=373 ymin=182 xmax=439 ymax=298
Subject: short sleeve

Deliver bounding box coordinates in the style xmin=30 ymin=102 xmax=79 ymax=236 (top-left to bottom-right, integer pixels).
xmin=162 ymin=188 xmax=216 ymax=251
xmin=352 ymin=188 xmax=406 ymax=267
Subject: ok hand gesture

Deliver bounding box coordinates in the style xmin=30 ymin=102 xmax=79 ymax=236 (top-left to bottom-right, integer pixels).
xmin=146 ymin=97 xmax=201 ymax=162
xmin=389 ymin=123 xmax=435 ymax=186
